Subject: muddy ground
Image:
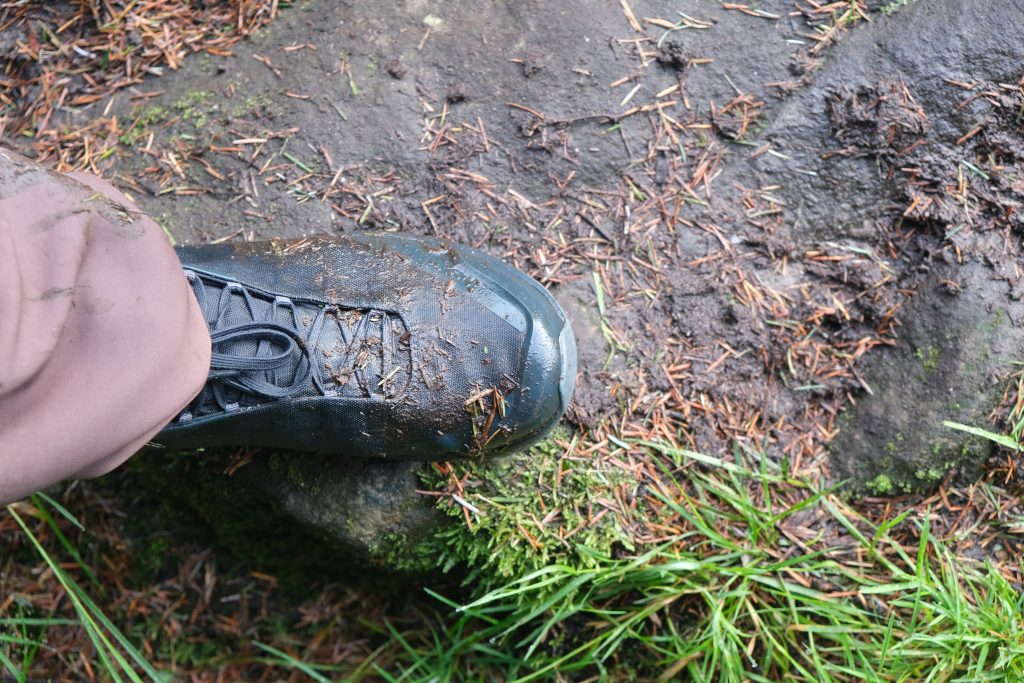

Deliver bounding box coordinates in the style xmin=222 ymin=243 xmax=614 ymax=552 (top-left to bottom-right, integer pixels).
xmin=10 ymin=0 xmax=1024 ymax=531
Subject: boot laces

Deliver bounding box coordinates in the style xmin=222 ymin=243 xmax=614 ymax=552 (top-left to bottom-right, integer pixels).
xmin=176 ymin=270 xmax=404 ymax=423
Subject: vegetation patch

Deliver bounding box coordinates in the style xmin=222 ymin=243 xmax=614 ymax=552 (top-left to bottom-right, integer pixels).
xmin=7 ymin=434 xmax=1024 ymax=680
xmin=424 ymin=429 xmax=637 ymax=580
xmin=171 ymin=90 xmax=214 ymax=129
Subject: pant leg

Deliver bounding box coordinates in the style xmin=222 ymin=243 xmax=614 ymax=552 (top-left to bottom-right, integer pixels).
xmin=0 ymin=149 xmax=211 ymax=505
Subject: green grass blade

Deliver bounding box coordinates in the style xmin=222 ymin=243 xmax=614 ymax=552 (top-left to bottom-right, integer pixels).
xmin=252 ymin=641 xmax=334 ymax=683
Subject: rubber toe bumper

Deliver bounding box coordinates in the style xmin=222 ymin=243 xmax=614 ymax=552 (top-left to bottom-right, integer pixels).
xmin=447 ymin=241 xmax=577 ymax=452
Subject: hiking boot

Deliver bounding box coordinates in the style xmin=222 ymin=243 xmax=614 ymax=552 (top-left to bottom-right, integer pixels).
xmin=153 ymin=233 xmax=576 ymax=459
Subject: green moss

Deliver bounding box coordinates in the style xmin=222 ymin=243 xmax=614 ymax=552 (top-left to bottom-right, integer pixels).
xmin=914 ymin=346 xmax=940 ymax=373
xmin=134 ymin=104 xmax=168 ymax=127
xmin=421 ymin=428 xmax=636 ymax=585
xmin=133 ymin=531 xmax=170 ymax=577
xmin=230 ymin=92 xmax=276 ymax=119
xmin=867 ymin=474 xmax=893 ymax=495
xmin=884 ymin=433 xmax=903 ymax=456
xmin=373 ymin=529 xmax=444 ymax=573
xmin=857 ymin=427 xmax=992 ymax=497
xmin=988 ymin=308 xmax=1005 ymax=333
xmin=864 ymin=436 xmax=962 ymax=496
xmin=282 ymin=457 xmax=323 ymax=497
xmin=914 ymin=466 xmax=947 ymax=482
xmin=119 ymin=104 xmax=168 ymax=146
xmin=171 ymin=90 xmax=214 ymax=129
xmin=117 ymin=449 xmax=355 ymax=593
xmin=119 ymin=90 xmax=216 ymax=147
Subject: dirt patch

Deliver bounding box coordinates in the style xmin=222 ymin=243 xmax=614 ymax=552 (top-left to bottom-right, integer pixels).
xmin=0 ymin=2 xmax=278 ymax=143
xmin=827 ymin=80 xmax=930 ymax=157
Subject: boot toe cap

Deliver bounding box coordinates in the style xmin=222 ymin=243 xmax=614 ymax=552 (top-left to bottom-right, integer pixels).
xmin=453 ymin=244 xmax=577 ymax=452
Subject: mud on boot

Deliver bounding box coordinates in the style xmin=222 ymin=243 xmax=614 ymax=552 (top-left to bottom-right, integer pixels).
xmin=154 ymin=232 xmax=576 ymax=459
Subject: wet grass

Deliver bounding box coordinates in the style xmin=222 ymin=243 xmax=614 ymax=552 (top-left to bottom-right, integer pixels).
xmin=364 ymin=442 xmax=1024 ymax=682
xmin=6 ymin=437 xmax=1024 ymax=681
xmin=3 ymin=496 xmax=165 ymax=682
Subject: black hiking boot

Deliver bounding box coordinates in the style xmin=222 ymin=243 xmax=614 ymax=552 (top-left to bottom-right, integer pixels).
xmin=154 ymin=233 xmax=576 ymax=459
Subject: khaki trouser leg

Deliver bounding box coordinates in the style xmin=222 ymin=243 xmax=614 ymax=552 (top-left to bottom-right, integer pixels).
xmin=0 ymin=150 xmax=211 ymax=505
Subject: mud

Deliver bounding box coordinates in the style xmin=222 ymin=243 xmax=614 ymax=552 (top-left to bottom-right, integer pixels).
xmin=12 ymin=0 xmax=1024 ymax=552
xmin=716 ymin=0 xmax=1024 ymax=490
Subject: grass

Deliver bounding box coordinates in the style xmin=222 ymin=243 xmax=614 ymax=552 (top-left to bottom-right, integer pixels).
xmin=2 ymin=496 xmax=167 ymax=682
xmin=366 ymin=442 xmax=1024 ymax=681
xmin=944 ymin=421 xmax=1023 ymax=454
xmin=591 ymin=270 xmax=630 ymax=368
xmin=5 ymin=436 xmax=1024 ymax=681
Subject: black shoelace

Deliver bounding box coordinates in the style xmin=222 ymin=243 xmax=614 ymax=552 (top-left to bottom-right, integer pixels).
xmin=177 ymin=270 xmax=380 ymax=422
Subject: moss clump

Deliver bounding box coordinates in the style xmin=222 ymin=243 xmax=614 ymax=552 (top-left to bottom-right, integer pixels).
xmin=119 ymin=104 xmax=168 ymax=145
xmin=232 ymin=93 xmax=276 ymax=119
xmin=988 ymin=308 xmax=1005 ymax=333
xmin=914 ymin=466 xmax=948 ymax=483
xmin=118 ymin=90 xmax=215 ymax=147
xmin=267 ymin=452 xmax=324 ymax=498
xmin=171 ymin=90 xmax=214 ymax=129
xmin=422 ymin=428 xmax=636 ymax=585
xmin=914 ymin=346 xmax=940 ymax=373
xmin=867 ymin=473 xmax=893 ymax=495
xmin=373 ymin=529 xmax=446 ymax=573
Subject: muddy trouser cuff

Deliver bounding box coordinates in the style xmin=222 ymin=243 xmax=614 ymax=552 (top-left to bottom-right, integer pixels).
xmin=0 ymin=150 xmax=212 ymax=505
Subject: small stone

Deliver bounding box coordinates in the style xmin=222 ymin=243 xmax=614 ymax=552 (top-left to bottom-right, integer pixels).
xmin=385 ymin=57 xmax=406 ymax=80
xmin=241 ymin=453 xmax=441 ymax=561
xmin=446 ymin=80 xmax=471 ymax=103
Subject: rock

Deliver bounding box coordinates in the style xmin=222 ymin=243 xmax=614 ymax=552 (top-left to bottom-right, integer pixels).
xmin=553 ymin=278 xmax=618 ymax=429
xmin=808 ymin=0 xmax=1024 ymax=492
xmin=830 ymin=257 xmax=1024 ymax=493
xmin=704 ymin=0 xmax=1024 ymax=492
xmin=240 ymin=454 xmax=441 ymax=565
xmin=129 ymin=442 xmax=563 ymax=572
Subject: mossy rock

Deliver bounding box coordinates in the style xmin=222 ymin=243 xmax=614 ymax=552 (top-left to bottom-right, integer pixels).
xmin=115 ymin=450 xmax=357 ymax=591
xmin=830 ymin=259 xmax=1024 ymax=494
xmin=117 ymin=432 xmax=584 ymax=578
xmin=121 ymin=448 xmax=444 ymax=573
xmin=239 ymin=451 xmax=442 ymax=570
